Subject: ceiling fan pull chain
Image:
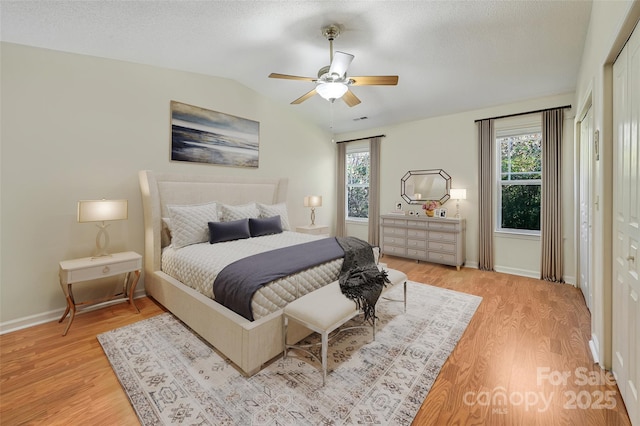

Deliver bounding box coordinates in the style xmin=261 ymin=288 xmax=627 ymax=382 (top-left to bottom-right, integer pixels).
xmin=330 ymin=102 xmax=335 ymax=130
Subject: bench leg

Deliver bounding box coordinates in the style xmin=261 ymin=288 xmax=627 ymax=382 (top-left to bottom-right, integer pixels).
xmin=373 ymin=316 xmax=376 ymax=340
xmin=403 ymin=281 xmax=407 ymax=313
xmin=282 ymin=316 xmax=288 ymax=359
xmin=321 ymin=331 xmax=328 ymax=386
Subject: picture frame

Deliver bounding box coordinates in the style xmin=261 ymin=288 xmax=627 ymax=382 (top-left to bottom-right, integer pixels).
xmin=439 ymin=208 xmax=447 ymax=218
xmin=170 ymin=101 xmax=260 ymax=168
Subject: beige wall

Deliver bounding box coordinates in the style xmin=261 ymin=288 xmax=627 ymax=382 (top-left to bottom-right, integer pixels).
xmin=338 ymin=92 xmax=576 ymax=280
xmin=7 ymin=3 xmax=630 ymax=330
xmin=0 ymin=42 xmax=335 ymax=328
xmin=572 ymin=0 xmax=640 ymax=368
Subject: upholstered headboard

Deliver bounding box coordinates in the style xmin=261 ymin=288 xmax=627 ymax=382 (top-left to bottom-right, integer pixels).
xmin=138 ymin=170 xmax=288 ymax=276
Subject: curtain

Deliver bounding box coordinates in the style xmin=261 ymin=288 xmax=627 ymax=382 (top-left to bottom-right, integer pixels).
xmin=368 ymin=137 xmax=382 ymax=245
xmin=540 ymin=109 xmax=564 ymax=282
xmin=336 ymin=142 xmax=346 ymax=237
xmin=478 ymin=119 xmax=495 ymax=271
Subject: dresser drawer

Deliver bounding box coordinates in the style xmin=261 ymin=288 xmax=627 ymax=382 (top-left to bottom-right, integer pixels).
xmin=383 ymin=236 xmax=406 ymax=246
xmin=428 ymin=231 xmax=456 ymax=242
xmin=407 ymin=239 xmax=427 ymax=249
xmin=428 ymin=251 xmax=457 ymax=264
xmin=65 ymin=258 xmax=141 ymax=283
xmin=382 ymin=218 xmax=407 ymax=226
xmin=407 ymin=229 xmax=427 ymax=238
xmin=406 ymin=220 xmax=427 ymax=229
xmin=428 ymin=222 xmax=457 ymax=231
xmin=383 ymin=245 xmax=406 ymax=256
xmin=407 ymin=249 xmax=427 ymax=260
xmin=383 ymin=227 xmax=406 ymax=236
xmin=428 ymin=241 xmax=456 ymax=253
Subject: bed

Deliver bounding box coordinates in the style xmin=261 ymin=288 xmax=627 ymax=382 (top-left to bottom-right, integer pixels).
xmin=138 ymin=170 xmax=347 ymax=376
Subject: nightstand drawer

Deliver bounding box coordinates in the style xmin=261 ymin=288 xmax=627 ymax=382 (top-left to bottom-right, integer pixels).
xmin=296 ymin=225 xmax=329 ymax=235
xmin=65 ymin=258 xmax=140 ymax=282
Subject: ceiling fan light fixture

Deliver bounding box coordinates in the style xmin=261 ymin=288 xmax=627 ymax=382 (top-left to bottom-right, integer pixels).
xmin=316 ymin=82 xmax=348 ymax=101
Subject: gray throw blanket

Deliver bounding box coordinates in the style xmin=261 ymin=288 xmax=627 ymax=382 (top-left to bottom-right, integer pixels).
xmin=336 ymin=237 xmax=390 ymax=323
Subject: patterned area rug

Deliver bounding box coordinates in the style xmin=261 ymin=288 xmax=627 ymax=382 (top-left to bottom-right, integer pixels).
xmin=98 ymin=281 xmax=481 ymax=425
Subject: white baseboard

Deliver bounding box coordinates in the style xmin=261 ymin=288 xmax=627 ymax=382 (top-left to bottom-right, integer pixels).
xmin=0 ymin=289 xmax=147 ymax=335
xmin=493 ymin=266 xmax=576 ymax=285
xmin=589 ymin=339 xmax=600 ymax=365
xmin=494 ymin=265 xmax=540 ymax=279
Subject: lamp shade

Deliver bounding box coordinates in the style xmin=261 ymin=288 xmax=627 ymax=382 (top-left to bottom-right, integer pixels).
xmin=77 ymin=199 xmax=128 ymax=223
xmin=316 ymin=82 xmax=348 ymax=101
xmin=450 ymin=189 xmax=467 ymax=200
xmin=304 ymin=196 xmax=322 ymax=208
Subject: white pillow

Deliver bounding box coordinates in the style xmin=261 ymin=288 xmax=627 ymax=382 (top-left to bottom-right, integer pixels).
xmin=257 ymin=202 xmax=291 ymax=231
xmin=220 ymin=203 xmax=260 ymax=222
xmin=167 ymin=202 xmax=219 ymax=249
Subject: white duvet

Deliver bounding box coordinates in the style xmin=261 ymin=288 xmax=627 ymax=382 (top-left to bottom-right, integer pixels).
xmin=162 ymin=231 xmax=344 ymax=320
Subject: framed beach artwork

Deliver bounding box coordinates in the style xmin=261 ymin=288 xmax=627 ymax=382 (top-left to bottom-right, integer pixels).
xmin=170 ymin=101 xmax=260 ymax=168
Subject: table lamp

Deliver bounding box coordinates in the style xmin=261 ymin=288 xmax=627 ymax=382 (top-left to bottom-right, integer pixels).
xmin=449 ymin=189 xmax=467 ymax=218
xmin=303 ymin=195 xmax=322 ymax=226
xmin=77 ymin=199 xmax=128 ymax=257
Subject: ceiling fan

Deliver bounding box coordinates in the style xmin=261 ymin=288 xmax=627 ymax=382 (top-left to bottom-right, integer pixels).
xmin=268 ymin=25 xmax=399 ymax=107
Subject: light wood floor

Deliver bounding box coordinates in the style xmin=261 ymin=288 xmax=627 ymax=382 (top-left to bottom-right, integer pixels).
xmin=0 ymin=257 xmax=632 ymax=425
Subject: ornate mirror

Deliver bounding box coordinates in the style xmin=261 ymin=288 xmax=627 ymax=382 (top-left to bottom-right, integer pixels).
xmin=401 ymin=169 xmax=451 ymax=204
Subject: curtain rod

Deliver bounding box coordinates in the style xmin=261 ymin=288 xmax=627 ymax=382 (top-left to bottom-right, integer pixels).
xmin=474 ymin=105 xmax=571 ymax=123
xmin=335 ymin=134 xmax=386 ymax=144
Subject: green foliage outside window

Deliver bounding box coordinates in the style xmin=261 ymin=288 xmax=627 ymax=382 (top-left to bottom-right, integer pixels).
xmin=347 ymin=151 xmax=370 ymax=219
xmin=498 ymin=133 xmax=542 ymax=232
xmin=501 ymin=184 xmax=541 ymax=230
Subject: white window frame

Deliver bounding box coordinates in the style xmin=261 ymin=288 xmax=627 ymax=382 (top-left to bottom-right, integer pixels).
xmin=495 ymin=115 xmax=542 ymax=236
xmin=346 ymin=143 xmax=370 ymax=223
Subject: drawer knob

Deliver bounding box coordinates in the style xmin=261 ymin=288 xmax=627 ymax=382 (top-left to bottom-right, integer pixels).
xmin=102 ymin=266 xmax=110 ymax=274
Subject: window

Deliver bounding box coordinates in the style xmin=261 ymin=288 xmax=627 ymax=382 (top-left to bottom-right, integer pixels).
xmin=496 ymin=125 xmax=542 ymax=234
xmin=346 ymin=148 xmax=370 ymax=220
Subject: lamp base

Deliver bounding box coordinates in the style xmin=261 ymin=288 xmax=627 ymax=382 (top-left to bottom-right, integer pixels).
xmin=93 ymin=222 xmax=112 ymax=257
xmin=310 ymin=208 xmax=316 ymax=226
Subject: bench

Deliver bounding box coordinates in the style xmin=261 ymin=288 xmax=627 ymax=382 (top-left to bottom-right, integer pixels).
xmin=282 ymin=267 xmax=408 ymax=385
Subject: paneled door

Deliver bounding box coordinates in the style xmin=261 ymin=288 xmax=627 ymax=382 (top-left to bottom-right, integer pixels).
xmin=612 ymin=20 xmax=639 ymax=425
xmin=579 ymin=106 xmax=594 ymax=310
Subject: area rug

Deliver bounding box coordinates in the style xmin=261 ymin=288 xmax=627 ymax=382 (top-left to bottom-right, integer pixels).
xmin=98 ymin=281 xmax=481 ymax=425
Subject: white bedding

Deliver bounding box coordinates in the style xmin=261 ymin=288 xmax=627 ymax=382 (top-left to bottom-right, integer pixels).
xmin=162 ymin=231 xmax=344 ymax=320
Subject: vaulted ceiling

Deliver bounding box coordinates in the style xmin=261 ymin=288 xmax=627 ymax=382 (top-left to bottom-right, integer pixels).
xmin=0 ymin=1 xmax=592 ymax=133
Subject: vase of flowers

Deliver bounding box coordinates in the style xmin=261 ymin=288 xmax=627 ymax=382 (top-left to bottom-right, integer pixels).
xmin=422 ymin=200 xmax=440 ymax=217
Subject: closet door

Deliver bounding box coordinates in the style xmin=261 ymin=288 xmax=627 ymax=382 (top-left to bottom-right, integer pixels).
xmin=578 ymin=106 xmax=593 ymax=310
xmin=613 ymin=21 xmax=639 ymax=425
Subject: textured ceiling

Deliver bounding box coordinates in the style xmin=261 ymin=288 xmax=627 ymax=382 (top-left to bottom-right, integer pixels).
xmin=0 ymin=1 xmax=592 ymax=134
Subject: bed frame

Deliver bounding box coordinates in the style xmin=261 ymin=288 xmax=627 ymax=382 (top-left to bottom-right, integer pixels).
xmin=138 ymin=170 xmax=312 ymax=376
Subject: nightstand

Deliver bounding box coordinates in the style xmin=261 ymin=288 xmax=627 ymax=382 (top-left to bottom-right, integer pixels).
xmin=58 ymin=251 xmax=142 ymax=336
xmin=296 ymin=224 xmax=330 ymax=236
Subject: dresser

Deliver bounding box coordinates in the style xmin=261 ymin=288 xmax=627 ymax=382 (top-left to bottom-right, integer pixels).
xmin=380 ymin=214 xmax=465 ymax=270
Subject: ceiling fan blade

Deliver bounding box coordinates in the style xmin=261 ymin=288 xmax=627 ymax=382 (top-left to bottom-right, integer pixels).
xmin=349 ymin=75 xmax=399 ymax=86
xmin=269 ymin=73 xmax=316 ymax=82
xmin=291 ymin=89 xmax=318 ymax=104
xmin=329 ymin=51 xmax=354 ymax=78
xmin=342 ymin=89 xmax=361 ymax=107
